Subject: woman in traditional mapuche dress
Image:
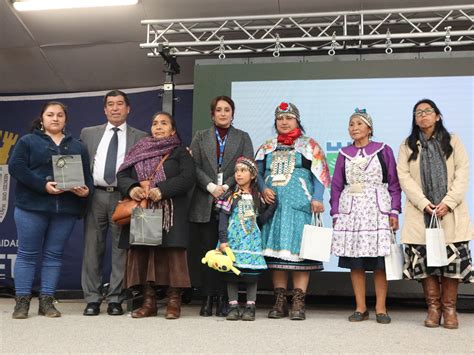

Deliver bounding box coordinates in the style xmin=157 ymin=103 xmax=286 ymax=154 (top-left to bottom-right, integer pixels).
xmin=330 ymin=108 xmax=401 ymax=324
xmin=256 ymin=102 xmax=331 ymax=320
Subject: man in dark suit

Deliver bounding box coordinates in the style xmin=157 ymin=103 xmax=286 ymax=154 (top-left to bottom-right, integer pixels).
xmin=80 ymin=90 xmax=147 ymax=316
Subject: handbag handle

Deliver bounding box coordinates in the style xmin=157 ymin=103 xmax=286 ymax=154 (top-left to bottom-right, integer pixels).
xmin=389 ymin=228 xmax=397 ymax=245
xmin=429 ymin=210 xmax=441 ymax=229
xmin=311 ymin=213 xmax=324 ymax=227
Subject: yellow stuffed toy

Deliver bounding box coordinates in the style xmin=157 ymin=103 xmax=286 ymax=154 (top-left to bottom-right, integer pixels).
xmin=201 ymin=247 xmax=241 ymax=276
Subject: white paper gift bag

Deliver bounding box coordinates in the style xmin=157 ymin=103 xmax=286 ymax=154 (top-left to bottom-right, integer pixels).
xmin=299 ymin=213 xmax=332 ymax=262
xmin=426 ymin=213 xmax=448 ymax=267
xmin=384 ymin=230 xmax=404 ymax=281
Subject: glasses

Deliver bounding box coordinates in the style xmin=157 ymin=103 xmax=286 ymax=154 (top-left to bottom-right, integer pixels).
xmin=414 ymin=108 xmax=435 ymax=117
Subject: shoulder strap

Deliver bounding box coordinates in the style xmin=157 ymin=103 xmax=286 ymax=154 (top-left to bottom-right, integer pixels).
xmin=148 ymin=153 xmax=170 ymax=181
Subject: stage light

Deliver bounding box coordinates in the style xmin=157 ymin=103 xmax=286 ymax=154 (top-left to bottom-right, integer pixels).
xmin=12 ymin=0 xmax=139 ymax=11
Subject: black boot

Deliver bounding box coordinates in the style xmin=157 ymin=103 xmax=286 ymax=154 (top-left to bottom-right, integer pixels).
xmin=226 ymin=304 xmax=241 ymax=321
xmin=12 ymin=295 xmax=32 ymax=319
xmin=38 ymin=295 xmax=61 ymax=317
xmin=199 ymin=296 xmax=214 ymax=317
xmin=241 ymin=304 xmax=256 ymax=321
xmin=215 ymin=295 xmax=228 ymax=317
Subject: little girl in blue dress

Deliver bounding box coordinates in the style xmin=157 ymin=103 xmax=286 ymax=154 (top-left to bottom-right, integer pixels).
xmin=216 ymin=157 xmax=276 ymax=321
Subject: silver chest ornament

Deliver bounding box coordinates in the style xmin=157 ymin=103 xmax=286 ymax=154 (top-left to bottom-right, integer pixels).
xmin=348 ymin=155 xmax=369 ymax=195
xmin=237 ymin=194 xmax=256 ymax=234
xmin=270 ymin=149 xmax=296 ymax=187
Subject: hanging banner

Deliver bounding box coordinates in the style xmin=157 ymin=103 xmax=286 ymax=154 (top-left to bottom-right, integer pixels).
xmin=0 ymin=87 xmax=193 ymax=290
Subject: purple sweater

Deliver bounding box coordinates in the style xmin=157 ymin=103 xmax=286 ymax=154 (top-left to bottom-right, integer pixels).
xmin=329 ymin=141 xmax=402 ymax=218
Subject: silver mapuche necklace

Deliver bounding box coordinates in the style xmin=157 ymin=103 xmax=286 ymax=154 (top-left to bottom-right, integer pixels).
xmin=270 ymin=149 xmax=296 ymax=186
xmin=237 ymin=194 xmax=256 ymax=235
xmin=348 ymin=152 xmax=369 ymax=195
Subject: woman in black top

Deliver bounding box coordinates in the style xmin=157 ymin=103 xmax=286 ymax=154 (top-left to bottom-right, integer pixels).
xmin=117 ymin=111 xmax=195 ymax=319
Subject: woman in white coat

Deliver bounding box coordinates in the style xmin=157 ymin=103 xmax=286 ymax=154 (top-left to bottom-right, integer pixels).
xmin=397 ymin=99 xmax=473 ymax=329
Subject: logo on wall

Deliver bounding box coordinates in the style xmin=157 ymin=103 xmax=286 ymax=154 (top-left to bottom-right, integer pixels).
xmin=0 ymin=251 xmax=17 ymax=280
xmin=0 ymin=129 xmax=19 ymax=223
xmin=326 ymin=140 xmax=351 ymax=176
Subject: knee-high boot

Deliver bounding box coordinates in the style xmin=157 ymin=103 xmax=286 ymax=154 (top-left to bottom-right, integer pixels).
xmin=441 ymin=277 xmax=459 ymax=329
xmin=421 ymin=276 xmax=442 ymax=327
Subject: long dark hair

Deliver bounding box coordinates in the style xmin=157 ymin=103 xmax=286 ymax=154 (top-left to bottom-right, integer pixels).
xmin=31 ymin=101 xmax=68 ymax=133
xmin=406 ymin=99 xmax=452 ymax=161
xmin=249 ymin=177 xmax=261 ymax=213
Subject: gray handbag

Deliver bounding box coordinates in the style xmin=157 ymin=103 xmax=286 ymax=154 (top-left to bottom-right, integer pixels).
xmin=129 ymin=205 xmax=163 ymax=246
xmin=52 ymin=155 xmax=85 ymax=190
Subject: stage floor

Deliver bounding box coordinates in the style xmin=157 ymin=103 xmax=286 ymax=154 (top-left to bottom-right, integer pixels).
xmin=0 ymin=298 xmax=473 ymax=353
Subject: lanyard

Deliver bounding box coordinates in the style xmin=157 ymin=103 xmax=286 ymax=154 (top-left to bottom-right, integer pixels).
xmin=215 ymin=128 xmax=228 ymax=170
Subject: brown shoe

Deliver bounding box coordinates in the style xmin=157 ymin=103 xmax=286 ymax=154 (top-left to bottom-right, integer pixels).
xmin=441 ymin=277 xmax=459 ymax=329
xmin=132 ymin=284 xmax=157 ymax=318
xmin=421 ymin=276 xmax=442 ymax=327
xmin=289 ymin=288 xmax=306 ymax=320
xmin=268 ymin=288 xmax=288 ymax=319
xmin=165 ymin=287 xmax=182 ymax=320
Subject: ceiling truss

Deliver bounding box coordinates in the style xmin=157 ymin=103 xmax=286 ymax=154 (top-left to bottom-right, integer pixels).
xmin=140 ymin=5 xmax=474 ymax=58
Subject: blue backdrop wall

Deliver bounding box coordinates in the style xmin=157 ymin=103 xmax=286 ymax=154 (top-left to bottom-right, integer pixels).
xmin=0 ymin=87 xmax=193 ymax=291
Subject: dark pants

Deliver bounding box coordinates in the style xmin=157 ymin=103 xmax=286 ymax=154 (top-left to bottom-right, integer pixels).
xmin=194 ymin=215 xmax=226 ymax=296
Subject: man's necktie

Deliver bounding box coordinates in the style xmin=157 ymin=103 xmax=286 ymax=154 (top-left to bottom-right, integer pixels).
xmin=104 ymin=127 xmax=119 ymax=185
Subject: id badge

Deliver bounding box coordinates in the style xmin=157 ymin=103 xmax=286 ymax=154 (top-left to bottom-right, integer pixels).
xmin=217 ymin=172 xmax=224 ymax=186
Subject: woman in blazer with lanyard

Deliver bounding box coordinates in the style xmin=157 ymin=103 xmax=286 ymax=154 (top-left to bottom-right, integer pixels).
xmin=189 ymin=95 xmax=254 ymax=317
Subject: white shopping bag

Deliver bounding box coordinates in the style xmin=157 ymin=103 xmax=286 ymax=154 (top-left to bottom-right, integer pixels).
xmin=299 ymin=213 xmax=332 ymax=262
xmin=426 ymin=213 xmax=448 ymax=267
xmin=384 ymin=230 xmax=404 ymax=281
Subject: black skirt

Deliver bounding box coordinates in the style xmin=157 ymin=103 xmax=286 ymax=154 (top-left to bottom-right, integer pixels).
xmin=338 ymin=256 xmax=385 ymax=271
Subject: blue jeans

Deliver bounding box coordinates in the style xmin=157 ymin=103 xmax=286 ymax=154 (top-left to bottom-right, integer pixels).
xmin=14 ymin=208 xmax=77 ymax=296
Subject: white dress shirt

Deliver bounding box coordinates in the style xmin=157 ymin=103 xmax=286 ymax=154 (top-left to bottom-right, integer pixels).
xmin=93 ymin=122 xmax=127 ymax=187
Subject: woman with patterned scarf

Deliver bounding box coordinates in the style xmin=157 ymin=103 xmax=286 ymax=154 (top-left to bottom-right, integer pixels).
xmin=255 ymin=101 xmax=331 ymax=320
xmin=397 ymin=99 xmax=473 ymax=329
xmin=116 ymin=111 xmax=195 ymax=320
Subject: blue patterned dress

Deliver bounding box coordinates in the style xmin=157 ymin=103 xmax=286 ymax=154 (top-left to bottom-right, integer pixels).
xmin=260 ymin=147 xmax=324 ymax=271
xmin=218 ymin=193 xmax=267 ymax=281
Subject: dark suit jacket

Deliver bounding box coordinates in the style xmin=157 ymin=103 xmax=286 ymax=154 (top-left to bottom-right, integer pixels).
xmin=189 ymin=126 xmax=254 ymax=223
xmin=80 ymin=123 xmax=148 ymax=174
